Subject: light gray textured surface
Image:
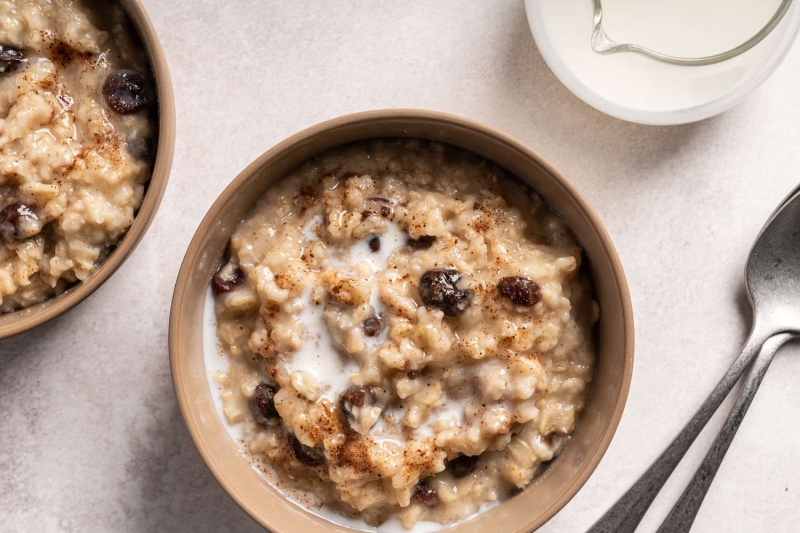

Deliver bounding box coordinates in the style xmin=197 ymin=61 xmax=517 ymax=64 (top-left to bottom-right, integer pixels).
xmin=1 ymin=1 xmax=799 ymax=532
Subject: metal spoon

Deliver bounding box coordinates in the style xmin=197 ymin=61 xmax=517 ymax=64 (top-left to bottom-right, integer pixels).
xmin=657 ymin=332 xmax=795 ymax=532
xmin=591 ymin=0 xmax=795 ymax=67
xmin=589 ymin=187 xmax=800 ymax=533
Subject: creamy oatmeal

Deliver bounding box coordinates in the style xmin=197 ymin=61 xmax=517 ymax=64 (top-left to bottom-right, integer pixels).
xmin=0 ymin=0 xmax=156 ymax=312
xmin=211 ymin=139 xmax=597 ymax=529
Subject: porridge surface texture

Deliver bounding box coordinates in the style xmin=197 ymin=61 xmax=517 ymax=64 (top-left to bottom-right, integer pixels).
xmin=0 ymin=0 xmax=155 ymax=312
xmin=212 ymin=139 xmax=597 ymax=528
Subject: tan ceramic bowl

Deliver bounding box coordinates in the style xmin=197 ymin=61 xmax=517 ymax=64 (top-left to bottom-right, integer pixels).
xmin=170 ymin=110 xmax=634 ymax=532
xmin=0 ymin=0 xmax=175 ymax=340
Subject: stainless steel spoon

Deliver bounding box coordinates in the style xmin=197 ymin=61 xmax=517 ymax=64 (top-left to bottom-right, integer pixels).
xmin=656 ymin=332 xmax=795 ymax=532
xmin=589 ymin=187 xmax=800 ymax=533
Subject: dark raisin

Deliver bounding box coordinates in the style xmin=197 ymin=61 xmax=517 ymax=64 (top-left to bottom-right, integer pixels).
xmin=418 ymin=269 xmax=473 ymax=316
xmin=211 ymin=262 xmax=245 ymax=294
xmin=362 ymin=315 xmax=383 ymax=337
xmin=448 ymin=455 xmax=479 ymax=478
xmin=288 ymin=434 xmax=326 ymax=466
xmin=368 ymin=236 xmax=381 ymax=252
xmin=339 ymin=386 xmax=377 ymax=417
xmin=365 ymin=197 xmax=393 ymax=219
xmin=103 ymin=70 xmax=153 ymax=114
xmin=407 ymin=371 xmax=418 ymax=380
xmin=498 ymin=276 xmax=541 ymax=306
xmin=361 ymin=210 xmax=373 ymax=219
xmin=413 ymin=481 xmax=439 ymax=508
xmin=0 ymin=44 xmax=25 ymax=73
xmin=407 ymin=235 xmax=436 ymax=249
xmin=250 ymin=383 xmax=279 ymax=425
xmin=0 ymin=202 xmax=40 ymax=242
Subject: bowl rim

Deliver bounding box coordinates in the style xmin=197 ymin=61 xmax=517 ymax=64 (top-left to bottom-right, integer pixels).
xmin=169 ymin=108 xmax=634 ymax=532
xmin=0 ymin=0 xmax=176 ymax=340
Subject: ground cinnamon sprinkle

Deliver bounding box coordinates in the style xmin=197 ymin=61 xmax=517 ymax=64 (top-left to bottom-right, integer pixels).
xmin=210 ymin=139 xmax=596 ymax=527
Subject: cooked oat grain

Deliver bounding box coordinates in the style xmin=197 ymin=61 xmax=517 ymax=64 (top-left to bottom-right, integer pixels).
xmin=212 ymin=139 xmax=597 ymax=528
xmin=0 ymin=0 xmax=156 ymax=312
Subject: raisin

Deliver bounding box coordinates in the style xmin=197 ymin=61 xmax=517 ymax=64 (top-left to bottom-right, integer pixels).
xmin=365 ymin=197 xmax=393 ymax=219
xmin=406 ymin=371 xmax=418 ymax=380
xmin=407 ymin=235 xmax=436 ymax=249
xmin=0 ymin=202 xmax=41 ymax=242
xmin=339 ymin=386 xmax=377 ymax=417
xmin=448 ymin=455 xmax=479 ymax=478
xmin=368 ymin=236 xmax=381 ymax=252
xmin=418 ymin=269 xmax=473 ymax=316
xmin=498 ymin=276 xmax=541 ymax=306
xmin=413 ymin=481 xmax=439 ymax=508
xmin=103 ymin=70 xmax=153 ymax=114
xmin=211 ymin=262 xmax=244 ymax=294
xmin=0 ymin=44 xmax=25 ymax=73
xmin=249 ymin=383 xmax=279 ymax=425
xmin=288 ymin=434 xmax=326 ymax=466
xmin=362 ymin=315 xmax=383 ymax=337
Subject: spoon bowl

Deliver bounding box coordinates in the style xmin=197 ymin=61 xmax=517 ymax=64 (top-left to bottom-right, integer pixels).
xmin=747 ymin=191 xmax=800 ymax=332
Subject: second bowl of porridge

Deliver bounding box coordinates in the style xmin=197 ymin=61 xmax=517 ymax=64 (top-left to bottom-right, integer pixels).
xmin=0 ymin=0 xmax=175 ymax=338
xmin=170 ymin=110 xmax=633 ymax=532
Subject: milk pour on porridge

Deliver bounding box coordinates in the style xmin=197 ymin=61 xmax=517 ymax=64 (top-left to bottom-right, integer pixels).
xmin=211 ymin=139 xmax=597 ymax=529
xmin=0 ymin=0 xmax=156 ymax=312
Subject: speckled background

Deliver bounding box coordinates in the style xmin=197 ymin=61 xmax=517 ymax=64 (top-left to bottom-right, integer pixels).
xmin=2 ymin=1 xmax=800 ymax=532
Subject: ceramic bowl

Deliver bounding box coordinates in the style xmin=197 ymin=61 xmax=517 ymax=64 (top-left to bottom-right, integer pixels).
xmin=170 ymin=109 xmax=634 ymax=532
xmin=0 ymin=0 xmax=176 ymax=340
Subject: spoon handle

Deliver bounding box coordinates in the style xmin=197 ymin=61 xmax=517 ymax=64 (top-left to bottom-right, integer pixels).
xmin=655 ymin=333 xmax=792 ymax=533
xmin=587 ymin=330 xmax=771 ymax=533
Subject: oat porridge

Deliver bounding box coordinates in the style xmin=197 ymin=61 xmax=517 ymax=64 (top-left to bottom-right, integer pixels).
xmin=0 ymin=0 xmax=156 ymax=312
xmin=210 ymin=139 xmax=597 ymax=529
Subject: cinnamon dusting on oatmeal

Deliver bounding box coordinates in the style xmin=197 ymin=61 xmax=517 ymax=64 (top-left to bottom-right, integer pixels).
xmin=210 ymin=139 xmax=596 ymax=528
